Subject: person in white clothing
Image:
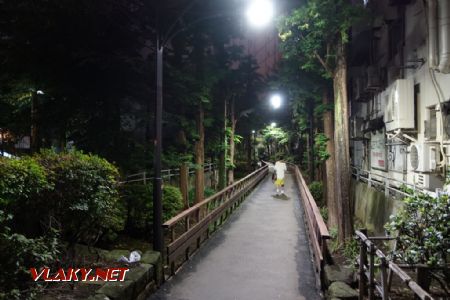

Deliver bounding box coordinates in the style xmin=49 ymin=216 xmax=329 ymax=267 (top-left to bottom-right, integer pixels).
xmin=273 ymin=160 xmax=287 ymax=195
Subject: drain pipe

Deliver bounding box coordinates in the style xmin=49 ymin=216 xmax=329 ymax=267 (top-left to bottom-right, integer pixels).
xmin=437 ymin=0 xmax=450 ymax=73
xmin=426 ymin=0 xmax=439 ymax=69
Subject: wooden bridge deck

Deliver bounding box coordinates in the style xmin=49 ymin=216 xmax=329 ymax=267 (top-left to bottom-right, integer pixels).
xmin=149 ymin=173 xmax=321 ymax=300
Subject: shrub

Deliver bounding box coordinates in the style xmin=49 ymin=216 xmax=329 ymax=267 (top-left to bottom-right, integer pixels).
xmin=34 ymin=150 xmax=124 ymax=244
xmin=385 ymin=192 xmax=449 ymax=267
xmin=0 ymin=210 xmax=60 ymax=299
xmin=121 ymin=184 xmax=184 ymax=236
xmin=309 ymin=181 xmax=324 ymax=206
xmin=0 ymin=156 xmax=52 ymax=235
xmin=188 ymin=186 xmax=216 ymax=206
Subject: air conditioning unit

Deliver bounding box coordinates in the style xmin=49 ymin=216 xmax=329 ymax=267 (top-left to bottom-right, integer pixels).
xmin=413 ymin=173 xmax=442 ymax=190
xmin=409 ymin=143 xmax=438 ymax=173
xmin=415 ymin=173 xmax=430 ymax=189
xmin=366 ymin=65 xmax=381 ymax=90
xmin=384 ymin=79 xmax=414 ymax=132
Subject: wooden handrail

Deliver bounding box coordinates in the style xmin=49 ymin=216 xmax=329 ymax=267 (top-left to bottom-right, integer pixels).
xmin=163 ymin=165 xmax=268 ymax=275
xmin=163 ymin=166 xmax=267 ymax=228
xmin=289 ymin=163 xmax=330 ymax=290
xmin=355 ymin=230 xmax=435 ymax=300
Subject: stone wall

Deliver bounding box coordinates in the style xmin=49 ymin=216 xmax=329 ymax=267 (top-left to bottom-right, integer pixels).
xmin=351 ymin=179 xmax=403 ymax=235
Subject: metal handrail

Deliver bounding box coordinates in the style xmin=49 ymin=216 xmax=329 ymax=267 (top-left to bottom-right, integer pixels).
xmin=162 ymin=165 xmax=268 ymax=275
xmin=290 ymin=163 xmax=330 ymax=289
xmin=121 ymin=163 xmax=215 ymax=184
xmin=350 ymin=165 xmax=437 ymax=198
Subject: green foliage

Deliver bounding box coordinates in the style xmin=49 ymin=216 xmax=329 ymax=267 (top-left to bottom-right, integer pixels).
xmin=309 ymin=181 xmax=324 ymax=206
xmin=320 ymin=206 xmax=328 ymax=223
xmin=0 ymin=210 xmax=60 ymax=299
xmin=188 ymin=187 xmax=216 ymax=206
xmin=314 ymin=133 xmax=330 ymax=163
xmin=385 ymin=193 xmax=449 ymax=267
xmin=0 ymin=156 xmax=51 ymax=210
xmin=34 ymin=150 xmax=123 ymax=243
xmin=342 ymin=238 xmax=359 ymax=262
xmin=278 ymin=0 xmax=365 ymax=77
xmin=121 ymin=184 xmax=184 ymax=236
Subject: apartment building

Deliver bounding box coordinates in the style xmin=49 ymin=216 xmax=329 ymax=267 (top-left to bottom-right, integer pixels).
xmin=349 ymin=0 xmax=450 ymax=193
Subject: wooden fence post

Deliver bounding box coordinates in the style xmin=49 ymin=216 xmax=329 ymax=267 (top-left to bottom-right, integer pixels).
xmin=368 ymin=243 xmax=375 ymax=300
xmin=359 ymin=229 xmax=368 ymax=300
xmin=380 ymin=256 xmax=388 ymax=300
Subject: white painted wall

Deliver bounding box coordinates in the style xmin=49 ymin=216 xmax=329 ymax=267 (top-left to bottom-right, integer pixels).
xmin=350 ymin=0 xmax=450 ymax=191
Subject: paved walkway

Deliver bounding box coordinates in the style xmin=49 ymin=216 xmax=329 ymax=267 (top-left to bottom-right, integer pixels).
xmin=149 ymin=173 xmax=321 ymax=300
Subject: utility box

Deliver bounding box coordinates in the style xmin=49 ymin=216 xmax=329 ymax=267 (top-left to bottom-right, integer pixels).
xmin=384 ymin=79 xmax=414 ymax=132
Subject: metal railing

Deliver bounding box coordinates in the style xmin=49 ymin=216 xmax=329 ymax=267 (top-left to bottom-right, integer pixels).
xmin=290 ymin=164 xmax=330 ymax=289
xmin=350 ymin=166 xmax=437 ymax=198
xmin=355 ymin=230 xmax=434 ymax=300
xmin=162 ymin=165 xmax=268 ymax=275
xmin=122 ymin=163 xmax=215 ymax=184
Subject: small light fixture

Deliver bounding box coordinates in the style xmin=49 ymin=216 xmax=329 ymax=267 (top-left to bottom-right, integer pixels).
xmin=37 ymin=90 xmax=45 ymax=95
xmin=252 ymin=130 xmax=256 ymax=133
xmin=271 ymin=122 xmax=276 ymax=128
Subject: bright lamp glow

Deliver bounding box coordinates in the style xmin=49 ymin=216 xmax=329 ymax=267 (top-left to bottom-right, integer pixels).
xmin=246 ymin=0 xmax=274 ymax=27
xmin=252 ymin=130 xmax=256 ymax=133
xmin=270 ymin=94 xmax=282 ymax=109
xmin=271 ymin=122 xmax=276 ymax=128
xmin=37 ymin=90 xmax=44 ymax=95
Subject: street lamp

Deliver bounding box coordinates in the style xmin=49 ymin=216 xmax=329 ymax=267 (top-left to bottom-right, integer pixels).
xmin=271 ymin=122 xmax=277 ymax=128
xmin=270 ymin=94 xmax=282 ymax=109
xmin=246 ymin=0 xmax=274 ymax=28
xmin=152 ymin=1 xmax=274 ymax=253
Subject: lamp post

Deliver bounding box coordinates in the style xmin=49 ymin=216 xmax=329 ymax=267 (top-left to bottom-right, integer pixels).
xmin=152 ymin=0 xmax=274 ymax=253
xmin=252 ymin=130 xmax=257 ymax=165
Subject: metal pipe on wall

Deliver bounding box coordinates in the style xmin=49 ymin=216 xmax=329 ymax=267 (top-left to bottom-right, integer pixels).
xmin=426 ymin=0 xmax=439 ymax=69
xmin=437 ymin=0 xmax=450 ymax=73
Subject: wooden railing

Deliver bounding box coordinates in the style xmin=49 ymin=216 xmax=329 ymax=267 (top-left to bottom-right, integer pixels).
xmin=290 ymin=164 xmax=330 ymax=288
xmin=163 ymin=165 xmax=268 ymax=275
xmin=355 ymin=230 xmax=434 ymax=300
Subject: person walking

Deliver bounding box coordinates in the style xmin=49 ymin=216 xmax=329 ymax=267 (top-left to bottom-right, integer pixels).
xmin=273 ymin=160 xmax=287 ymax=195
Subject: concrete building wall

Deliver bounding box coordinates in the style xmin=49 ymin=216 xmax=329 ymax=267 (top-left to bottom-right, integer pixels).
xmin=350 ymin=0 xmax=450 ymax=193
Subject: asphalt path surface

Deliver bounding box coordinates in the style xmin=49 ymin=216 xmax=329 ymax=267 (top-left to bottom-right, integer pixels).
xmin=149 ymin=173 xmax=321 ymax=300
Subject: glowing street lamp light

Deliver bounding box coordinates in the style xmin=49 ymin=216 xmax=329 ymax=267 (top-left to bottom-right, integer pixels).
xmin=270 ymin=94 xmax=282 ymax=109
xmin=271 ymin=122 xmax=277 ymax=128
xmin=246 ymin=0 xmax=274 ymax=28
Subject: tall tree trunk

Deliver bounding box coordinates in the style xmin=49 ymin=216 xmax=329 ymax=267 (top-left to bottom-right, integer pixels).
xmin=333 ymin=39 xmax=353 ymax=242
xmin=195 ymin=106 xmax=205 ymax=203
xmin=218 ymin=100 xmax=227 ymax=189
xmin=180 ymin=163 xmax=189 ymax=209
xmin=228 ymin=98 xmax=236 ymax=185
xmin=323 ymin=89 xmax=338 ymax=229
xmin=246 ymin=134 xmax=252 ymax=168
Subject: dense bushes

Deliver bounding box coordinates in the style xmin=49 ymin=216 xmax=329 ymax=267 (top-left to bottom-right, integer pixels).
xmin=121 ymin=183 xmax=183 ymax=236
xmin=35 ymin=150 xmax=123 ymax=244
xmin=0 ymin=211 xmax=60 ymax=299
xmin=0 ymin=150 xmax=123 ymax=298
xmin=385 ymin=192 xmax=449 ymax=267
xmin=309 ymin=181 xmax=324 ymax=206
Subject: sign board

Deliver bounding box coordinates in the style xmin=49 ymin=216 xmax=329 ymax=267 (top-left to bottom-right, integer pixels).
xmin=370 ymin=130 xmax=387 ymax=170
